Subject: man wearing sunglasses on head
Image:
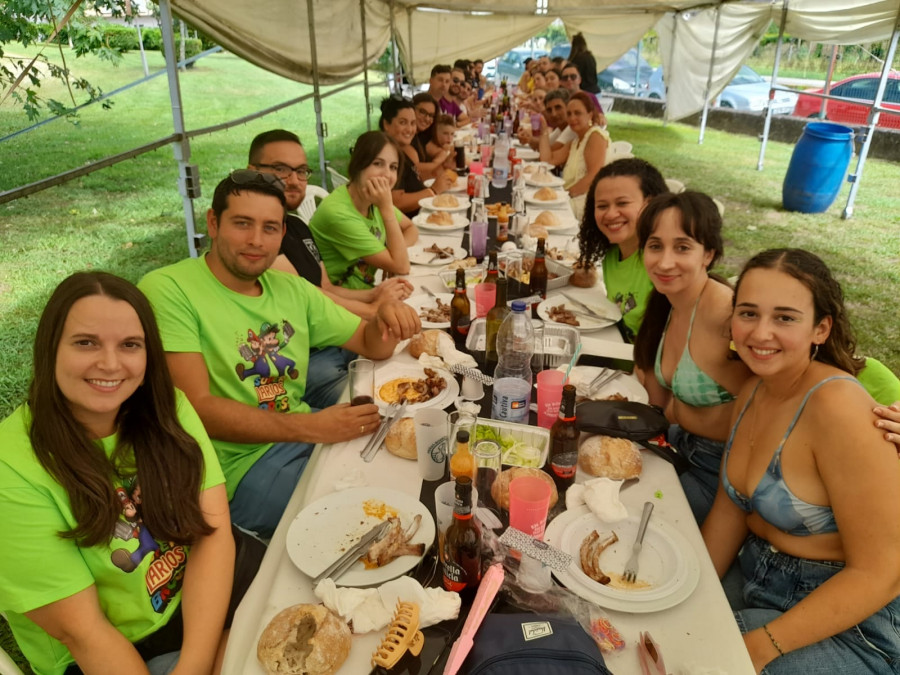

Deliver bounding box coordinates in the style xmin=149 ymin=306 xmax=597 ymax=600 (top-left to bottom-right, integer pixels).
xmin=561 ymin=63 xmax=603 ymax=118
xmin=245 ymin=130 xmax=413 ymax=411
xmin=140 ymin=170 xmax=421 ymax=539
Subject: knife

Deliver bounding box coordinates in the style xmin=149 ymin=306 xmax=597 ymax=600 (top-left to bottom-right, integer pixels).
xmin=561 ymin=292 xmax=615 ymax=321
xmin=312 ymin=520 xmax=391 ymax=585
xmin=361 ymin=401 xmax=408 ymax=463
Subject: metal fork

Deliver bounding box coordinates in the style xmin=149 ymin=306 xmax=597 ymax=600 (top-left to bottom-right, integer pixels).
xmin=623 ymin=501 xmax=654 ymax=583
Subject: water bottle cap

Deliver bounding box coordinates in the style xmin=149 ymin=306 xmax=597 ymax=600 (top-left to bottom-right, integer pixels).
xmin=511 ymin=300 xmax=526 ymax=312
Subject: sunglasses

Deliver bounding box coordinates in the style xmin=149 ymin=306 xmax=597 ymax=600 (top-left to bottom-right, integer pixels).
xmin=561 ymin=73 xmax=579 ymax=80
xmin=452 ymin=78 xmax=464 ymax=85
xmin=229 ymin=169 xmax=285 ymax=190
xmin=254 ymin=163 xmax=313 ymax=180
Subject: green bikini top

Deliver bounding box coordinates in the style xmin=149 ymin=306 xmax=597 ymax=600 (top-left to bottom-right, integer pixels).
xmin=654 ymin=288 xmax=736 ymax=408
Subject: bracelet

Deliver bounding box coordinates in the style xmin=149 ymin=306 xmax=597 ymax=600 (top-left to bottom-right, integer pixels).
xmin=762 ymin=624 xmax=784 ymax=657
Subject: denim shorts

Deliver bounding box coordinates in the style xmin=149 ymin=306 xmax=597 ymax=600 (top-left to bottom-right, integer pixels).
xmin=669 ymin=425 xmax=724 ymax=525
xmin=734 ymin=533 xmax=900 ymax=674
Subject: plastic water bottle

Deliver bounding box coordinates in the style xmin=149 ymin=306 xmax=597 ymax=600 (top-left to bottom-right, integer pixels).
xmin=496 ymin=300 xmax=534 ymax=361
xmin=491 ymin=353 xmax=532 ymax=424
xmin=492 ymin=131 xmax=510 ymax=189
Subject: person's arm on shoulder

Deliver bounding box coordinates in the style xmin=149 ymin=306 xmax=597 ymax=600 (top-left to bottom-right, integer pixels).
xmin=743 ymin=381 xmax=900 ymax=672
xmin=874 ymin=401 xmax=900 ymax=446
xmin=27 ymin=587 xmax=150 ymax=673
xmin=567 ymin=131 xmax=607 ymax=198
xmin=172 ymin=483 xmax=233 ymax=675
xmin=342 ymin=300 xmax=422 ymax=361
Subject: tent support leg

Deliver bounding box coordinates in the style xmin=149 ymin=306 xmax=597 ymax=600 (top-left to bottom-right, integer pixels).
xmin=360 ymin=0 xmax=371 ymax=130
xmin=307 ymin=0 xmax=328 ymax=189
xmin=389 ymin=1 xmax=401 ymax=94
xmin=819 ymin=45 xmax=839 ymax=119
xmin=842 ymin=7 xmax=900 ymax=220
xmin=663 ymin=13 xmax=678 ymax=126
xmin=758 ymin=1 xmax=788 ymax=171
xmin=159 ymin=0 xmax=200 ymax=257
xmin=698 ymin=6 xmax=721 ymax=145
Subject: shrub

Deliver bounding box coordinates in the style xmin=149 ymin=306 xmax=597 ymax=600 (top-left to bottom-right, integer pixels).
xmin=140 ymin=27 xmax=162 ymax=51
xmin=103 ymin=24 xmax=140 ymax=51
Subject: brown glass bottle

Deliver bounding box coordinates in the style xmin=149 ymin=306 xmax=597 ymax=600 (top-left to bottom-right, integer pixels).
xmin=484 ymin=276 xmax=510 ymax=369
xmin=529 ymin=237 xmax=548 ymax=318
xmin=548 ymin=384 xmax=578 ymax=495
xmin=441 ymin=476 xmax=482 ymax=594
xmin=484 ymin=251 xmax=499 ymax=285
xmin=450 ymin=267 xmax=471 ymax=348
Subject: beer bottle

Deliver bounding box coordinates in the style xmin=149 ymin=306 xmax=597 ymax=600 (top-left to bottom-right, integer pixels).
xmin=548 ymin=384 xmax=578 ymax=494
xmin=484 ymin=276 xmax=510 ymax=369
xmin=442 ymin=476 xmax=482 ymax=594
xmin=484 ymin=251 xmax=499 ymax=286
xmin=450 ymin=267 xmax=471 ymax=348
xmin=449 ymin=430 xmax=476 ymax=481
xmin=529 ymin=237 xmax=548 ymax=318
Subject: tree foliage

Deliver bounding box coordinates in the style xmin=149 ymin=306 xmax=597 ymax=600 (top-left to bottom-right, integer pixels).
xmin=1 ymin=0 xmax=129 ymax=121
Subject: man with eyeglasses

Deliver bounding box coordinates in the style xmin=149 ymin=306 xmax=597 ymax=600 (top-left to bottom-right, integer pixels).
xmin=561 ymin=63 xmax=603 ymax=114
xmin=140 ymin=171 xmax=421 ymax=538
xmin=245 ymin=129 xmax=413 ymax=411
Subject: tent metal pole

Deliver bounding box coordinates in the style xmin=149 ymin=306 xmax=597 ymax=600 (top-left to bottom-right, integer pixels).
xmin=360 ymin=0 xmax=371 ymax=130
xmin=635 ymin=39 xmax=642 ymax=94
xmin=307 ymin=0 xmax=328 ymax=188
xmin=158 ymin=0 xmax=200 ymax=257
xmin=818 ymin=45 xmax=839 ymax=119
xmin=663 ymin=12 xmax=678 ymax=125
xmin=698 ymin=5 xmax=722 ymax=145
xmin=389 ymin=0 xmax=401 ymax=94
xmin=757 ymin=0 xmax=788 ymax=170
xmin=407 ymin=7 xmax=415 ymax=88
xmin=842 ymin=7 xmax=900 ymax=220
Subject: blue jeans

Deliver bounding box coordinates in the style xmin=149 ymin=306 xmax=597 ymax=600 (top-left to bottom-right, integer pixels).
xmin=229 ymin=441 xmax=314 ymax=539
xmin=735 ymin=534 xmax=900 ymax=674
xmin=669 ymin=425 xmax=724 ymax=525
xmin=304 ymin=347 xmax=354 ymax=410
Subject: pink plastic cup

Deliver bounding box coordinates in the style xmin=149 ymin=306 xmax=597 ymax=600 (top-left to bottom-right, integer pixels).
xmin=480 ymin=143 xmax=492 ymax=166
xmin=508 ymin=476 xmax=552 ymax=540
xmin=536 ymin=369 xmax=566 ymax=429
xmin=473 ymin=282 xmax=497 ymax=319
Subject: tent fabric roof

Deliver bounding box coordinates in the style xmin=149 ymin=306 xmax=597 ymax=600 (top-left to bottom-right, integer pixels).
xmin=170 ymin=0 xmax=900 ymax=120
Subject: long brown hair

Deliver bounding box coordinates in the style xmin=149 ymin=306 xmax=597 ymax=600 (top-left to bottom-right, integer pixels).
xmin=29 ymin=272 xmax=213 ymax=547
xmin=733 ymin=249 xmax=863 ymax=375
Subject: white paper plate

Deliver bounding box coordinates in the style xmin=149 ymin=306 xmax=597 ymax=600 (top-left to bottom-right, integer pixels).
xmin=554 ymin=365 xmax=649 ymax=404
xmin=526 ymin=210 xmax=580 ymax=235
xmin=514 ymin=147 xmax=540 ymax=161
xmin=286 ymin=487 xmax=435 ymax=587
xmin=404 ymin=293 xmax=453 ymax=329
xmin=525 ymin=188 xmax=568 ymax=207
xmin=537 ymin=297 xmax=618 ymax=332
xmin=374 ymin=363 xmax=459 ymax=412
xmin=418 ymin=196 xmax=470 ymax=212
xmin=423 ymin=177 xmax=467 ymax=193
xmin=409 ymin=246 xmax=467 ymax=267
xmin=412 ymin=212 xmax=469 ymax=233
xmin=525 ymin=173 xmax=565 ymax=188
xmin=544 ymin=506 xmax=700 ymax=613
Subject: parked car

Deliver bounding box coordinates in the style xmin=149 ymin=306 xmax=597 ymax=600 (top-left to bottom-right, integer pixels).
xmin=597 ymin=48 xmax=654 ymax=96
xmin=792 ymin=72 xmax=900 ymax=129
xmin=496 ymin=48 xmax=548 ymax=80
xmin=646 ymin=64 xmax=798 ymax=114
xmin=549 ymin=43 xmax=572 ymax=61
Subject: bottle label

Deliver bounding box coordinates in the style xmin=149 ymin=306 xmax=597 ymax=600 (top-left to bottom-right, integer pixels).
xmin=551 ymin=462 xmax=577 ymax=479
xmin=455 ymin=316 xmax=470 ymax=336
xmin=442 ymin=560 xmax=467 ymax=592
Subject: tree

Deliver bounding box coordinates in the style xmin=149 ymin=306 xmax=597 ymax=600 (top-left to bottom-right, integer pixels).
xmin=1 ymin=0 xmax=129 ymax=121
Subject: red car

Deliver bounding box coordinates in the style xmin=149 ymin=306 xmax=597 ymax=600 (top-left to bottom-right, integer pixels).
xmin=792 ymin=72 xmax=900 ymax=129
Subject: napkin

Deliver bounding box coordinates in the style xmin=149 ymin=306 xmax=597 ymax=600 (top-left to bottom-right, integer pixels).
xmin=566 ymin=477 xmax=628 ymax=523
xmin=314 ymin=576 xmax=461 ymax=634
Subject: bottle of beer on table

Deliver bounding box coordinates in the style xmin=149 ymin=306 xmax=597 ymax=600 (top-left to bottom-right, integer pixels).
xmin=530 ymin=236 xmax=548 ymax=319
xmin=485 ymin=251 xmax=499 ymax=285
xmin=450 ymin=267 xmax=471 ymax=348
xmin=449 ymin=430 xmax=476 ymax=481
xmin=442 ymin=476 xmax=482 ymax=594
xmin=548 ymin=384 xmax=578 ymax=495
xmin=484 ymin=276 xmax=510 ymax=369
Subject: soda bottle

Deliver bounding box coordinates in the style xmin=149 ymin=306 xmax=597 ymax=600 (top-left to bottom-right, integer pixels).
xmin=485 ymin=276 xmax=510 ymax=370
xmin=442 ymin=476 xmax=482 ymax=595
xmin=548 ymin=384 xmax=578 ymax=495
xmin=450 ymin=268 xmax=471 ymax=348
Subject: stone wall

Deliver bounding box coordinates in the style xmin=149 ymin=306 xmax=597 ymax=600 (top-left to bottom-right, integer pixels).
xmin=612 ymin=96 xmax=900 ymax=163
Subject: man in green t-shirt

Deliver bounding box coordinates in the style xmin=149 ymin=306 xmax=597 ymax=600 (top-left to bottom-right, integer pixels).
xmin=140 ymin=172 xmax=421 ymax=538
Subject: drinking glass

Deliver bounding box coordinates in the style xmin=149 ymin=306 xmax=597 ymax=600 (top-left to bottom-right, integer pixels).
xmin=474 ymin=441 xmax=501 ymax=510
xmin=447 ymin=410 xmax=478 ymax=458
xmin=348 ymin=358 xmax=374 ymax=406
xmin=531 ymin=320 xmax=545 ymax=377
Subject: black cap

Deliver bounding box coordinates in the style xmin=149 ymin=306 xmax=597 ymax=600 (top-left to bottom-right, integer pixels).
xmin=456 ymin=430 xmax=470 ymax=443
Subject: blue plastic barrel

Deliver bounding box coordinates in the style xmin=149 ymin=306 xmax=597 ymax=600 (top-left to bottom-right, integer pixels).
xmin=782 ymin=122 xmax=853 ymax=214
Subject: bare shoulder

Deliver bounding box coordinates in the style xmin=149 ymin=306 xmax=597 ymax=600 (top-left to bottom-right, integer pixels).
xmin=700 ymin=279 xmax=736 ymax=325
xmin=805 ymin=370 xmax=885 ymax=448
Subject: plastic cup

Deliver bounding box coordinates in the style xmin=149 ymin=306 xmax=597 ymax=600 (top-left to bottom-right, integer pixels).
xmin=530 ymin=113 xmax=542 ymax=133
xmin=480 ymin=143 xmax=492 ymax=166
xmin=508 ymin=476 xmax=552 ymax=540
xmin=415 ymin=408 xmax=448 ymax=481
xmin=470 ymin=220 xmax=488 ymax=260
xmin=536 ymin=369 xmax=565 ymax=429
xmin=348 ymin=358 xmax=374 ymax=406
xmin=474 ymin=282 xmax=497 ymax=319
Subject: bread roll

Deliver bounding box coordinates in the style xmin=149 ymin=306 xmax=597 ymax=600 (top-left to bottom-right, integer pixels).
xmin=432 ymin=193 xmax=459 ymax=208
xmin=569 ymin=264 xmax=598 ymax=288
xmin=385 ymin=417 xmax=416 ymax=460
xmin=491 ymin=467 xmax=559 ymax=511
xmin=526 ymin=225 xmax=549 ymax=239
xmin=534 ymin=187 xmax=558 ymax=201
xmin=578 ymin=435 xmax=642 ymax=480
xmin=257 ymin=604 xmax=351 ymax=675
xmin=426 ymin=211 xmax=453 ymax=226
xmin=445 ymin=168 xmax=459 ymax=186
xmin=407 ymin=330 xmax=443 ymax=358
xmin=534 ymin=210 xmax=560 ymax=228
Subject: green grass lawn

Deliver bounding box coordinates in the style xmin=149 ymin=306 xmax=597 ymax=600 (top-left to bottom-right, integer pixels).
xmin=1 ymin=43 xmax=899 ymax=672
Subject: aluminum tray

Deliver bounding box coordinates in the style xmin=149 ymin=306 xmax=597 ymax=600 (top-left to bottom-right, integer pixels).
xmin=465 ymin=317 xmax=579 ymax=369
xmin=473 ymin=416 xmax=551 ymax=469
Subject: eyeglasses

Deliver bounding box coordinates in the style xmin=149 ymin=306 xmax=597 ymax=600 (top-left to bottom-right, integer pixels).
xmin=254 ymin=163 xmax=314 ymax=180
xmin=452 ymin=78 xmax=464 ymax=85
xmin=561 ymin=73 xmax=579 ymax=81
xmin=416 ymin=108 xmax=435 ymax=119
xmin=229 ymin=169 xmax=285 ymax=190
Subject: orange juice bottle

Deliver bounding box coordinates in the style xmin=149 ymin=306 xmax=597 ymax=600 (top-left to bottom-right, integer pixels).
xmin=449 ymin=430 xmax=476 ymax=481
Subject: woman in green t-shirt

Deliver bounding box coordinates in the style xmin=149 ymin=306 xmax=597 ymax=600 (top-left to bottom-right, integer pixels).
xmin=576 ymin=158 xmax=670 ymax=341
xmin=0 ymin=272 xmax=245 ymax=675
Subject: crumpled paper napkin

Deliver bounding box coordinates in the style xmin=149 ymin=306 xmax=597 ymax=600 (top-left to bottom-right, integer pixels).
xmin=566 ymin=477 xmax=629 ymax=523
xmin=314 ymin=576 xmax=460 ymax=634
xmin=418 ymin=331 xmax=477 ymax=370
